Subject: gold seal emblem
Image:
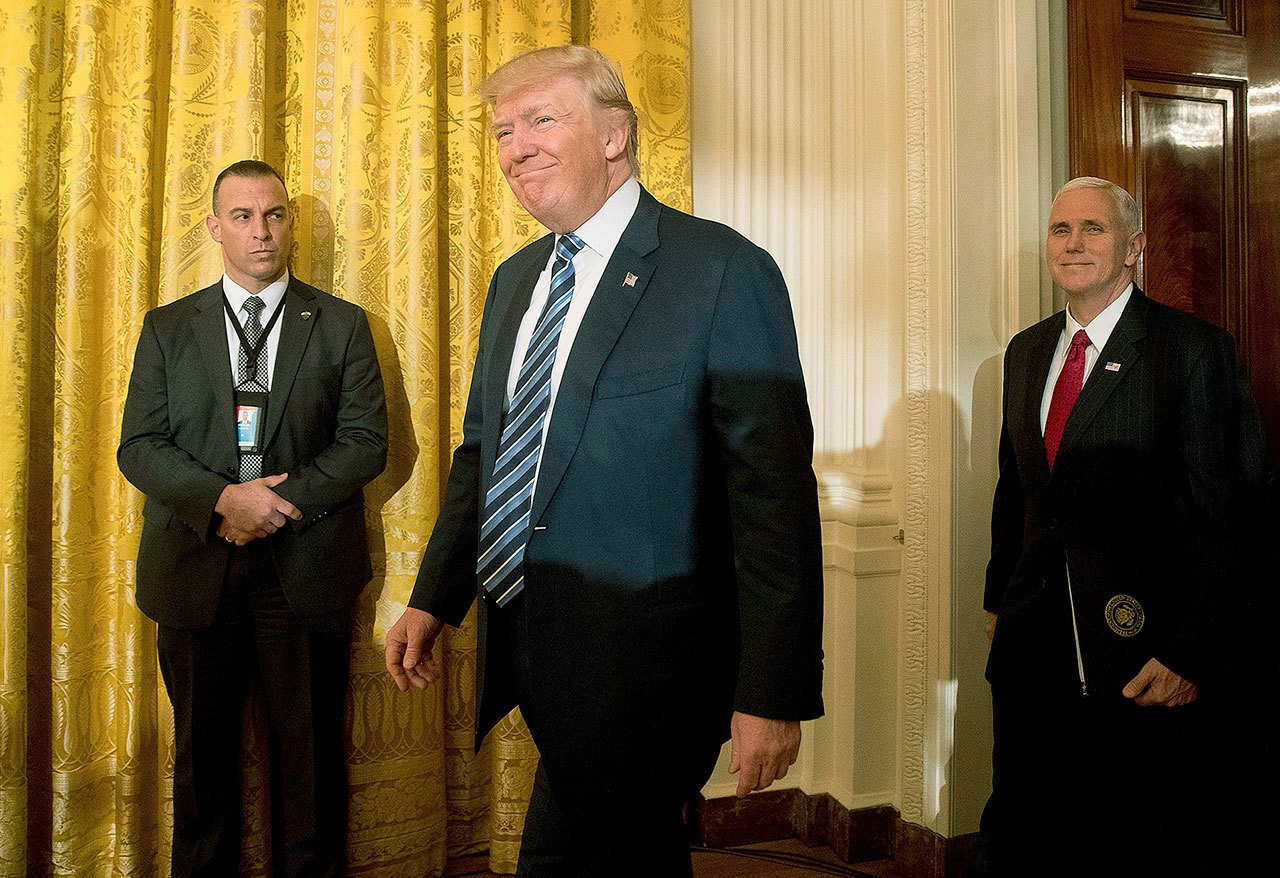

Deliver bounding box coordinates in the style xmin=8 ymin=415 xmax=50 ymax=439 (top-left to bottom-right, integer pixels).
xmin=1105 ymin=594 xmax=1144 ymax=637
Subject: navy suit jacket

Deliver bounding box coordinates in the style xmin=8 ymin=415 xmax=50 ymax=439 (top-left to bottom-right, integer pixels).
xmin=119 ymin=277 xmax=388 ymax=628
xmin=985 ymin=288 xmax=1264 ymax=697
xmin=410 ymin=187 xmax=825 ymax=797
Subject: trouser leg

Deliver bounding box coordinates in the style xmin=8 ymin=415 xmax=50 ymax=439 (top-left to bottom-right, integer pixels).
xmin=250 ymin=574 xmax=351 ymax=878
xmin=516 ymin=761 xmax=693 ymax=878
xmin=158 ymin=587 xmax=251 ymax=878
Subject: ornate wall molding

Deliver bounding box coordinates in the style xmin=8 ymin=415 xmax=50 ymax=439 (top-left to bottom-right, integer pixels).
xmin=900 ymin=0 xmax=952 ymax=829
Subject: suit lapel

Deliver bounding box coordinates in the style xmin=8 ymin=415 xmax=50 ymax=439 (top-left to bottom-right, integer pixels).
xmin=1019 ymin=317 xmax=1061 ymax=486
xmin=480 ymin=237 xmax=554 ymax=485
xmin=529 ymin=188 xmax=662 ymax=527
xmin=262 ymin=278 xmax=318 ymax=450
xmin=1054 ymin=289 xmax=1148 ymax=465
xmin=190 ymin=282 xmax=238 ymax=456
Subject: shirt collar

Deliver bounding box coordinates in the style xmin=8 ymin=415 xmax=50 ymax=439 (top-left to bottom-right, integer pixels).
xmin=222 ymin=270 xmax=290 ymax=315
xmin=1065 ymin=281 xmax=1132 ymax=351
xmin=566 ymin=177 xmax=641 ymax=260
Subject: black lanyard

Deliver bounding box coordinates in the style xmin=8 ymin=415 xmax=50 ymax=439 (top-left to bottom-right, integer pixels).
xmin=223 ymin=293 xmax=287 ymax=383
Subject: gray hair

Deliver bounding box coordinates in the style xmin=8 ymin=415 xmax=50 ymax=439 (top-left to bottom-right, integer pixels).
xmin=1054 ymin=176 xmax=1142 ymax=235
xmin=480 ymin=45 xmax=640 ymax=178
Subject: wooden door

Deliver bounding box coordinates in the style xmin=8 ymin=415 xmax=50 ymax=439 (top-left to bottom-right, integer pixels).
xmin=1068 ymin=0 xmax=1280 ymax=458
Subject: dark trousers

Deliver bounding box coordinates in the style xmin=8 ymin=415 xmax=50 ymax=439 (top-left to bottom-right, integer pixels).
xmin=157 ymin=545 xmax=351 ymax=878
xmin=501 ymin=595 xmax=695 ymax=877
xmin=979 ymin=688 xmax=1225 ymax=877
xmin=516 ymin=762 xmax=693 ymax=878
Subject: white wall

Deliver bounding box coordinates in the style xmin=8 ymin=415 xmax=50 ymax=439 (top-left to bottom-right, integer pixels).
xmin=692 ymin=0 xmax=1064 ymax=836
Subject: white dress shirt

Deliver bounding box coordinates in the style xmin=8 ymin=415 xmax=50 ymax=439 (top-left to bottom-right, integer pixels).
xmin=504 ymin=177 xmax=641 ymax=473
xmin=1039 ymin=283 xmax=1133 ymax=434
xmin=223 ymin=271 xmax=288 ymax=390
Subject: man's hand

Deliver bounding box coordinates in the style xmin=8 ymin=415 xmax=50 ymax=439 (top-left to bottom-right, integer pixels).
xmin=385 ymin=607 xmax=443 ymax=692
xmin=215 ymin=518 xmax=257 ymax=546
xmin=985 ymin=610 xmax=997 ymax=643
xmin=1122 ymin=657 xmax=1199 ymax=707
xmin=728 ymin=712 xmax=800 ymax=798
xmin=214 ymin=473 xmax=302 ymax=538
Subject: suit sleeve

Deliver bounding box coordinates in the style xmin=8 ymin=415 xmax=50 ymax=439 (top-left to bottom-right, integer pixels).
xmin=1159 ymin=328 xmax=1265 ymax=684
xmin=707 ymin=239 xmax=824 ymax=721
xmin=118 ymin=312 xmax=232 ymax=539
xmin=405 ymin=271 xmax=500 ymax=627
xmin=985 ymin=348 xmax=1025 ymax=613
xmin=273 ymin=307 xmax=388 ymax=526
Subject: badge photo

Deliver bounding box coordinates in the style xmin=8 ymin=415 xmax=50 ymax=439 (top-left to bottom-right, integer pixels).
xmin=234 ymin=390 xmax=268 ymax=454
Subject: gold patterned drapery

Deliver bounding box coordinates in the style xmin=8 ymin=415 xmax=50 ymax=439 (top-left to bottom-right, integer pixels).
xmin=0 ymin=1 xmax=691 ymax=875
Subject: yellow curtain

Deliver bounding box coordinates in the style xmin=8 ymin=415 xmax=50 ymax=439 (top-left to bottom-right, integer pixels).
xmin=0 ymin=1 xmax=691 ymax=875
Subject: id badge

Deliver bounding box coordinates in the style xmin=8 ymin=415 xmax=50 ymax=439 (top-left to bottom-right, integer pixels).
xmin=234 ymin=390 xmax=268 ymax=454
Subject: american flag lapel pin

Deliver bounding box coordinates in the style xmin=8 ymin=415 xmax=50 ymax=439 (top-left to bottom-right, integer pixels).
xmin=1105 ymin=361 xmax=1121 ymax=371
xmin=623 ymin=272 xmax=638 ymax=287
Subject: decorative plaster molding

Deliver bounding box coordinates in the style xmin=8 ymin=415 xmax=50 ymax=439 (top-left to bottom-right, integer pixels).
xmin=816 ymin=460 xmax=897 ymax=526
xmin=901 ymin=0 xmax=932 ymax=827
xmin=817 ymin=460 xmax=902 ymax=580
xmin=901 ymin=0 xmax=957 ymax=832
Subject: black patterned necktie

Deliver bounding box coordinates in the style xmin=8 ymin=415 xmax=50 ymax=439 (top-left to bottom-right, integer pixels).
xmin=237 ymin=295 xmax=266 ymax=481
xmin=476 ymin=233 xmax=585 ymax=606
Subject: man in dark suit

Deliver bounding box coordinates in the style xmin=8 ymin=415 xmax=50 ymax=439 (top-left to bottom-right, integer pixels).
xmin=119 ymin=160 xmax=387 ymax=877
xmin=384 ymin=46 xmax=823 ymax=876
xmin=979 ymin=177 xmax=1264 ymax=875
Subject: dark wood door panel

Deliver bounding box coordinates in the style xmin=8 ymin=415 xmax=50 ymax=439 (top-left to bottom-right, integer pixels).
xmin=1125 ymin=0 xmax=1242 ymax=35
xmin=1069 ymin=2 xmax=1126 ymax=184
xmin=1127 ymin=80 xmax=1243 ymax=332
xmin=1243 ymin=3 xmax=1280 ymax=454
xmin=1121 ymin=24 xmax=1245 ymax=75
xmin=1070 ymin=0 xmax=1280 ymax=459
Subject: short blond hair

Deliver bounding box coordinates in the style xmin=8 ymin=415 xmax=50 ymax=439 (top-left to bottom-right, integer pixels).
xmin=481 ymin=45 xmax=640 ymax=178
xmin=1055 ymin=176 xmax=1142 ymax=236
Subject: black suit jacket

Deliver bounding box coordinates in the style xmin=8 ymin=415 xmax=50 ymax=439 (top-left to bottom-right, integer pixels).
xmin=409 ymin=187 xmax=825 ymax=797
xmin=119 ymin=277 xmax=388 ymax=628
xmin=985 ymin=288 xmax=1264 ymax=697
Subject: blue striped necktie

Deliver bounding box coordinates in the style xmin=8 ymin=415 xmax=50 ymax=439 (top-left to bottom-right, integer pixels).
xmin=477 ymin=233 xmax=585 ymax=607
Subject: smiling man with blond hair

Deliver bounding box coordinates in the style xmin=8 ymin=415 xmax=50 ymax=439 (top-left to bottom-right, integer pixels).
xmin=386 ymin=46 xmax=824 ymax=876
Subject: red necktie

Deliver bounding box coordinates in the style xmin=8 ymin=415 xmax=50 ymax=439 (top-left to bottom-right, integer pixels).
xmin=1044 ymin=329 xmax=1090 ymax=469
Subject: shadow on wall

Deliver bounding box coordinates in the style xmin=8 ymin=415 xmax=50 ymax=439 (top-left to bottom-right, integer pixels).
xmin=227 ymin=191 xmax=432 ymax=876
xmin=878 ymin=374 xmax=1001 ymax=835
xmin=951 ymin=355 xmax=1002 ymax=834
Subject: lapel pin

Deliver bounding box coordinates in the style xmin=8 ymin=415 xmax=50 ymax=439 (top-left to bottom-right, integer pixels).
xmin=1105 ymin=361 xmax=1121 ymax=371
xmin=301 ymin=310 xmax=312 ymax=320
xmin=623 ymin=272 xmax=638 ymax=288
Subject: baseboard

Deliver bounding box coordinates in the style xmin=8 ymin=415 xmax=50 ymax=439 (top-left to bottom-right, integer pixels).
xmin=892 ymin=818 xmax=980 ymax=878
xmin=693 ymin=791 xmax=978 ymax=878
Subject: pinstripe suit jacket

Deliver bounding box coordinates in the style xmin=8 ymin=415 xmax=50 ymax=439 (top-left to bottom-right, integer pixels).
xmin=984 ymin=288 xmax=1264 ymax=697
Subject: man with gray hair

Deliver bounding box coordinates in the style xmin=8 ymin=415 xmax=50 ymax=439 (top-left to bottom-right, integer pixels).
xmin=385 ymin=46 xmax=823 ymax=875
xmin=979 ymin=176 xmax=1264 ymax=874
